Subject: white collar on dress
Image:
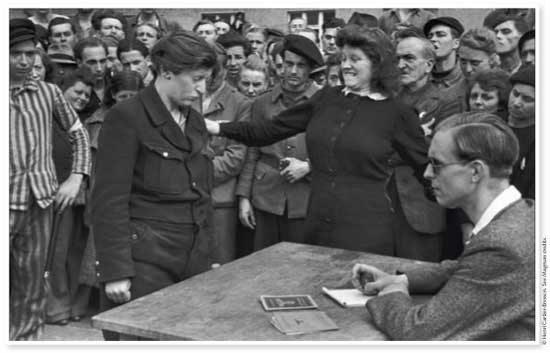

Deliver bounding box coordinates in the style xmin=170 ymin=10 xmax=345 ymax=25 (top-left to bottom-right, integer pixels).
xmin=341 ymin=87 xmax=387 ymax=101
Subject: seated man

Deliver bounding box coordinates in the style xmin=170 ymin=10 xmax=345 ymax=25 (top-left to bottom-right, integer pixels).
xmin=353 ymin=112 xmax=534 ymax=340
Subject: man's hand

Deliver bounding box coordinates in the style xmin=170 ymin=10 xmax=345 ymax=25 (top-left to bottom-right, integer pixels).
xmin=205 ymin=118 xmax=221 ymax=135
xmin=239 ymin=197 xmax=256 ymax=229
xmin=54 ymin=173 xmax=83 ymax=213
xmin=352 ymin=263 xmax=409 ymax=296
xmin=280 ymin=158 xmax=310 ymax=183
xmin=105 ymin=278 xmax=132 ymax=304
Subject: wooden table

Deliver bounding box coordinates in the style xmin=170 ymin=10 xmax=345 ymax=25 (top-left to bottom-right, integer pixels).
xmin=92 ymin=242 xmax=432 ymax=340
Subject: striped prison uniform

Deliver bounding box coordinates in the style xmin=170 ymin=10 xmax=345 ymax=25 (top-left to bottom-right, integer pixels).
xmin=9 ymin=79 xmax=91 ymax=340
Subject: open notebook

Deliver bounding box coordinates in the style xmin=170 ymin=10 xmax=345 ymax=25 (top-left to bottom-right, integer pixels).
xmin=322 ymin=287 xmax=375 ymax=308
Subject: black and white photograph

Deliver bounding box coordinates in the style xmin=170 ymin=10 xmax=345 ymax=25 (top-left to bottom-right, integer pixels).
xmin=6 ymin=4 xmax=545 ymax=347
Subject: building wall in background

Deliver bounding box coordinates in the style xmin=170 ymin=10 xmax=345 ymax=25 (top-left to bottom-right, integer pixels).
xmin=10 ymin=8 xmax=494 ymax=33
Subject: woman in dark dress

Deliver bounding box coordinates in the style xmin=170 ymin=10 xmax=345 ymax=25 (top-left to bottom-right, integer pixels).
xmin=206 ymin=25 xmax=430 ymax=256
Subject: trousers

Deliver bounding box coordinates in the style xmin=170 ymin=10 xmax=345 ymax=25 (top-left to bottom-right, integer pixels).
xmin=99 ymin=218 xmax=214 ymax=340
xmin=46 ymin=206 xmax=91 ymax=322
xmin=10 ymin=202 xmax=52 ymax=341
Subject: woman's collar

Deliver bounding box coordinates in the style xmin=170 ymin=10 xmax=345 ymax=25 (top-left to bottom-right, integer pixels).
xmin=341 ymin=87 xmax=387 ymax=101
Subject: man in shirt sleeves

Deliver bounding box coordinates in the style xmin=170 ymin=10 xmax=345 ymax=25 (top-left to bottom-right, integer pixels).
xmin=353 ymin=112 xmax=534 ymax=340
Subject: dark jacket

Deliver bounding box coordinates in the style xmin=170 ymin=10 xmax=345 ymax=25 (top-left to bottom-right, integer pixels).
xmin=92 ymin=84 xmax=214 ymax=283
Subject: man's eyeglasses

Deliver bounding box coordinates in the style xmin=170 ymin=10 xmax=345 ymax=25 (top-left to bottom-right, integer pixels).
xmin=428 ymin=158 xmax=471 ymax=174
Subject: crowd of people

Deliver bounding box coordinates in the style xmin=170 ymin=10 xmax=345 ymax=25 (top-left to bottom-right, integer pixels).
xmin=9 ymin=7 xmax=535 ymax=341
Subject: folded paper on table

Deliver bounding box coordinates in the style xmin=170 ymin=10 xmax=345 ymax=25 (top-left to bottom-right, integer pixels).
xmin=322 ymin=287 xmax=374 ymax=308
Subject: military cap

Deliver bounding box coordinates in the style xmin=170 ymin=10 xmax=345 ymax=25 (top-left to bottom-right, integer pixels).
xmin=10 ymin=18 xmax=37 ymax=47
xmin=282 ymin=34 xmax=324 ymax=68
xmin=510 ymin=65 xmax=535 ymax=87
xmin=423 ymin=17 xmax=464 ymax=37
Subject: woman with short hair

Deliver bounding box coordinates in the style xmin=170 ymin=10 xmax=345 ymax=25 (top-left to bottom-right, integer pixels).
xmin=92 ymin=31 xmax=218 ymax=340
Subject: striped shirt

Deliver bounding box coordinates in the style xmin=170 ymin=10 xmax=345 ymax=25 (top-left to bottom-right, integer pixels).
xmin=10 ymin=79 xmax=91 ymax=210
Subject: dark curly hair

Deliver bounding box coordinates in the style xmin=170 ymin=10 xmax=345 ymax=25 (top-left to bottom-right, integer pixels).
xmin=336 ymin=25 xmax=399 ymax=97
xmin=467 ymin=68 xmax=512 ymax=113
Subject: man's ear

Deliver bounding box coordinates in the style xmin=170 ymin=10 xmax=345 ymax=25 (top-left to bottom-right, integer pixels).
xmin=470 ymin=159 xmax=488 ymax=183
xmin=452 ymin=37 xmax=460 ymax=50
xmin=425 ymin=58 xmax=435 ymax=74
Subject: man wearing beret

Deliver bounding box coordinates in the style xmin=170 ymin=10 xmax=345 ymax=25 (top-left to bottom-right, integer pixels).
xmin=235 ymin=34 xmax=322 ymax=250
xmin=508 ymin=65 xmax=535 ymax=200
xmin=9 ymin=18 xmax=91 ymax=340
xmin=424 ymin=17 xmax=468 ymax=118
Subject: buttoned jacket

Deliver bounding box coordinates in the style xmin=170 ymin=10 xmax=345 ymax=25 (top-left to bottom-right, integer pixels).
xmin=92 ymin=84 xmax=213 ymax=283
xmin=235 ymin=83 xmax=319 ymax=218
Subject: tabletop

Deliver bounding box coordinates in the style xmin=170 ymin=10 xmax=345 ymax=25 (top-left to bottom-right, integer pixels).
xmin=92 ymin=242 xmax=432 ymax=340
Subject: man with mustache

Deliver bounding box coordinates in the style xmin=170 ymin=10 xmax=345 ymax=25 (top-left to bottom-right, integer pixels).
xmin=424 ymin=17 xmax=468 ymax=115
xmin=235 ymin=34 xmax=322 ymax=250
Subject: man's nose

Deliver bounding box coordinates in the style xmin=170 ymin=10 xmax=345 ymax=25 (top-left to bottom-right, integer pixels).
xmin=423 ymin=164 xmax=434 ymax=179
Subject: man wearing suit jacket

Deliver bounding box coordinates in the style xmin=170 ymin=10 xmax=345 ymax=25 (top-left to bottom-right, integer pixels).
xmin=353 ymin=112 xmax=534 ymax=340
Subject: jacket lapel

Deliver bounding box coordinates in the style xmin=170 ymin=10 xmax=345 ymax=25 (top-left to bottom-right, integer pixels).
xmin=184 ymin=106 xmax=207 ymax=157
xmin=140 ymin=85 xmax=191 ymax=151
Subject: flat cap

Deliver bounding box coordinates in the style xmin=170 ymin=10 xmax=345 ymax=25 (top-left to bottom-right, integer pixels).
xmin=424 ymin=17 xmax=464 ymax=37
xmin=47 ymin=43 xmax=76 ymax=65
xmin=10 ymin=18 xmax=37 ymax=47
xmin=510 ymin=65 xmax=535 ymax=87
xmin=283 ymin=34 xmax=324 ymax=68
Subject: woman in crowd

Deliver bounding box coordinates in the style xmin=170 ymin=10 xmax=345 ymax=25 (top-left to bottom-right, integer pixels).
xmin=467 ymin=68 xmax=511 ymax=120
xmin=92 ymin=30 xmax=218 ymax=340
xmin=45 ymin=67 xmax=95 ymax=325
xmin=206 ymin=25 xmax=430 ymax=256
xmin=237 ymin=55 xmax=270 ymax=99
xmin=29 ymin=48 xmax=56 ymax=83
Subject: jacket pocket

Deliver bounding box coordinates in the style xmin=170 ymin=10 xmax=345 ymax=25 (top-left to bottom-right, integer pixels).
xmin=143 ymin=142 xmax=186 ymax=194
xmin=129 ymin=220 xmax=194 ymax=276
